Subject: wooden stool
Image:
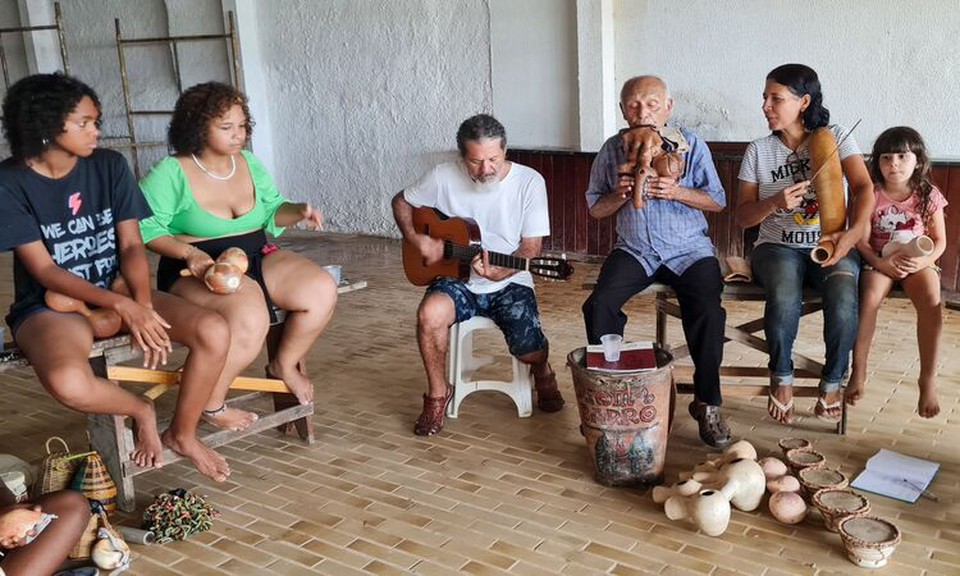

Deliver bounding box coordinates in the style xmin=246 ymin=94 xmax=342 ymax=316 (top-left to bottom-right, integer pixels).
xmin=446 ymin=316 xmax=533 ymax=418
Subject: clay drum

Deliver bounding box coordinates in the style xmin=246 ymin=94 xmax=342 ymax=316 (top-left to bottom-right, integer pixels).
xmin=778 ymin=437 xmax=811 ymax=457
xmin=812 ymin=488 xmax=870 ymax=532
xmin=567 ymin=346 xmax=674 ymax=487
xmin=798 ymin=467 xmax=848 ymax=500
xmin=838 ymin=515 xmax=901 ymax=568
xmin=785 ymin=448 xmax=825 ymax=475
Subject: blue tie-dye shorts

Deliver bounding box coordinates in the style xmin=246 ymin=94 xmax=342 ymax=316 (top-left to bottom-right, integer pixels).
xmin=427 ymin=278 xmax=548 ymax=357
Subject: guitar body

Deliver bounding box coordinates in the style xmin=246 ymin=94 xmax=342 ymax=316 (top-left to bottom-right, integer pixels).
xmin=403 ymin=207 xmax=482 ymax=286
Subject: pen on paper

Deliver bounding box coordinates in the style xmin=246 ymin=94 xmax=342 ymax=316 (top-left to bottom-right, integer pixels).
xmin=902 ymin=478 xmax=938 ymax=502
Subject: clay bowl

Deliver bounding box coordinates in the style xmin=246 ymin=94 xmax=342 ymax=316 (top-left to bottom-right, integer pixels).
xmin=798 ymin=467 xmax=849 ymax=500
xmin=838 ymin=515 xmax=901 ymax=568
xmin=812 ymin=488 xmax=870 ymax=532
xmin=778 ymin=437 xmax=811 ymax=457
xmin=785 ymin=448 xmax=826 ymax=475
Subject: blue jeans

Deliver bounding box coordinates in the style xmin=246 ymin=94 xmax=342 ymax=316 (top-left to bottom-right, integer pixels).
xmin=751 ymin=243 xmax=859 ymax=393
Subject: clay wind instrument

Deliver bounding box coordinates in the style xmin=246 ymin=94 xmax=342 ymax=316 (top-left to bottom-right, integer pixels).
xmin=620 ymin=125 xmax=688 ymax=208
xmin=808 ymin=127 xmax=846 ymax=263
xmin=45 ymin=291 xmax=123 ymax=338
xmin=180 ymin=246 xmax=249 ymax=294
xmin=881 ymin=234 xmax=934 ymax=259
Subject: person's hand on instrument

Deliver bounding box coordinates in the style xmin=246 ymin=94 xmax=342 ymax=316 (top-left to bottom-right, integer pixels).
xmin=614 ymin=162 xmax=642 ymax=209
xmin=471 ymin=250 xmax=512 ymax=281
xmin=775 ymin=181 xmax=808 ymax=211
xmin=183 ymin=246 xmax=215 ymax=278
xmin=818 ymin=228 xmax=859 ymax=267
xmin=891 ymin=253 xmax=924 ymax=276
xmin=414 ymin=233 xmax=444 ymax=265
xmin=647 ymin=176 xmax=680 ymax=201
xmin=874 ymin=254 xmax=907 ymax=279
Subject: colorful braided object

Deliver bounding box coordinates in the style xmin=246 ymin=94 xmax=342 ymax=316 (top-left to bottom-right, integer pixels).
xmin=142 ymin=489 xmax=220 ymax=544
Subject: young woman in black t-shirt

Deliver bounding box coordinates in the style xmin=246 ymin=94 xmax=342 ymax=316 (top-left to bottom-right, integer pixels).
xmin=0 ymin=73 xmax=232 ymax=483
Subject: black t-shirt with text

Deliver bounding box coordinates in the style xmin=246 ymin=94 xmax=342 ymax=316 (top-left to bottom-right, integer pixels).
xmin=0 ymin=148 xmax=151 ymax=327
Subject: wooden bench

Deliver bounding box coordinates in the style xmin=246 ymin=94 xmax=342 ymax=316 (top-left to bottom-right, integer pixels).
xmin=1 ymin=279 xmax=366 ymax=512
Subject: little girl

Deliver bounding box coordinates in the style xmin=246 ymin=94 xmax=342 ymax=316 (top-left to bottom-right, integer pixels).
xmin=847 ymin=126 xmax=947 ymax=418
xmin=0 ymin=73 xmax=232 ymax=481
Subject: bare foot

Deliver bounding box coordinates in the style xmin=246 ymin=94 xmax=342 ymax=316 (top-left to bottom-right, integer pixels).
xmin=161 ymin=429 xmax=230 ymax=482
xmin=130 ymin=402 xmax=164 ymax=468
xmin=267 ymin=361 xmax=314 ymax=404
xmin=918 ymin=385 xmax=940 ymax=418
xmin=201 ymin=405 xmax=259 ymax=431
xmin=845 ymin=378 xmax=865 ymax=406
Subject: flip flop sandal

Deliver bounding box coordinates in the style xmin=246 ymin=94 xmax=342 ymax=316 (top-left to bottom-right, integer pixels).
xmin=815 ymin=397 xmax=842 ymax=422
xmin=767 ymin=389 xmax=795 ymax=424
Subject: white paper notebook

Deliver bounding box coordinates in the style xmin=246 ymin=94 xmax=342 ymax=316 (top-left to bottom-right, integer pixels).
xmin=851 ymin=449 xmax=940 ymax=503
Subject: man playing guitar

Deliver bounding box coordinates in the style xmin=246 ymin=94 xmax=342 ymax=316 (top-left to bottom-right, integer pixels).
xmin=391 ymin=114 xmax=564 ymax=437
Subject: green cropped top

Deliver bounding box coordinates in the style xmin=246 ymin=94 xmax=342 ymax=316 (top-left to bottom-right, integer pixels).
xmin=139 ymin=150 xmax=287 ymax=243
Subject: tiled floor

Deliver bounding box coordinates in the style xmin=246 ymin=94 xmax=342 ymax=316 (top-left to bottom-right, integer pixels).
xmin=1 ymin=232 xmax=958 ymax=575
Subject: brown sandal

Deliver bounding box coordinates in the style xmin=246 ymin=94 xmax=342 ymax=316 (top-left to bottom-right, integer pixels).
xmin=534 ymin=368 xmax=565 ymax=413
xmin=414 ymin=384 xmax=454 ymax=436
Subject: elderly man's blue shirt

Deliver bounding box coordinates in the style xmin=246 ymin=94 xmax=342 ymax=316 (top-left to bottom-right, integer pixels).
xmin=585 ymin=127 xmax=725 ymax=275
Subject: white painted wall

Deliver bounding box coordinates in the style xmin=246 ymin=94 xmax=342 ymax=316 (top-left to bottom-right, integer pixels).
xmin=253 ymin=0 xmax=493 ymax=237
xmin=490 ymin=0 xmax=578 ymax=149
xmin=615 ymin=0 xmax=960 ymax=157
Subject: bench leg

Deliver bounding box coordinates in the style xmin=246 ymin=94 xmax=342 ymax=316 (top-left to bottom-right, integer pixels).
xmin=86 ymin=355 xmax=137 ymax=512
xmin=88 ymin=412 xmax=136 ymax=512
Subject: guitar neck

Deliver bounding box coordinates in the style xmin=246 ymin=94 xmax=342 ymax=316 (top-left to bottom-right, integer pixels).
xmin=444 ymin=243 xmax=528 ymax=272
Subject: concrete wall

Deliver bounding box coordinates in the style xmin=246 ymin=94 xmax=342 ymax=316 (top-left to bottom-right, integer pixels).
xmin=1 ymin=1 xmax=957 ymax=239
xmin=253 ymin=0 xmax=492 ymax=236
xmin=615 ymin=0 xmax=960 ymax=157
xmin=490 ymin=0 xmax=578 ymax=149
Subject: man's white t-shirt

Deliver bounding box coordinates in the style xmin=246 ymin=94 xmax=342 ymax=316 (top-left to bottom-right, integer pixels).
xmin=403 ymin=160 xmax=550 ymax=294
xmin=738 ymin=124 xmax=860 ymax=249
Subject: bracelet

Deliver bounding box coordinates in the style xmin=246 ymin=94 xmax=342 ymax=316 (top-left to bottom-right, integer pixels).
xmin=182 ymin=245 xmax=197 ymax=261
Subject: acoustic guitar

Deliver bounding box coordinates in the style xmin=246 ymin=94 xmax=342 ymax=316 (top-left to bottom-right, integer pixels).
xmin=402 ymin=207 xmax=574 ymax=286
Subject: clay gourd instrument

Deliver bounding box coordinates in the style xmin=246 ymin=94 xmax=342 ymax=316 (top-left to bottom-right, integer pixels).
xmin=179 ymin=246 xmax=249 ymax=294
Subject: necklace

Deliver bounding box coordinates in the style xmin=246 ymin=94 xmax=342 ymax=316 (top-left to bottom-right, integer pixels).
xmin=191 ymin=153 xmax=236 ymax=181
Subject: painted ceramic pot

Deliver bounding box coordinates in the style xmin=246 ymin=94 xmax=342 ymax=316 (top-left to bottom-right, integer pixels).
xmin=785 ymin=448 xmax=826 ymax=475
xmin=812 ymin=488 xmax=870 ymax=532
xmin=778 ymin=437 xmax=811 ymax=457
xmin=798 ymin=467 xmax=849 ymax=500
xmin=838 ymin=515 xmax=901 ymax=568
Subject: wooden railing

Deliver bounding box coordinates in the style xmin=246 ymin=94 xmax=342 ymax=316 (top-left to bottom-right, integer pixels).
xmin=509 ymin=145 xmax=960 ymax=292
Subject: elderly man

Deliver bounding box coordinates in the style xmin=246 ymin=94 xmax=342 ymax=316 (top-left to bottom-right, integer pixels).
xmin=581 ymin=75 xmax=731 ymax=448
xmin=392 ymin=114 xmax=564 ymax=437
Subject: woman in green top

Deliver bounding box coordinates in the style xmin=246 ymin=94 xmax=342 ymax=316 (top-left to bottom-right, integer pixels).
xmin=139 ymin=82 xmax=337 ymax=431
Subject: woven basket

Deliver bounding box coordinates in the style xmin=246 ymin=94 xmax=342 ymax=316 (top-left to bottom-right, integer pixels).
xmin=70 ymin=453 xmax=118 ymax=515
xmin=70 ymin=504 xmax=122 ymax=560
xmin=34 ymin=436 xmax=94 ymax=498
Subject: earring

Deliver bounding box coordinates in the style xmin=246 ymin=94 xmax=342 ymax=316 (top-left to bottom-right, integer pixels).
xmin=41 ymin=137 xmax=49 ymax=147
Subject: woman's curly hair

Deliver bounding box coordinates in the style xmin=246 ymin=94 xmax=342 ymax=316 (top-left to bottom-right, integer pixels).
xmin=168 ymin=82 xmax=254 ymax=155
xmin=1 ymin=73 xmax=101 ymax=160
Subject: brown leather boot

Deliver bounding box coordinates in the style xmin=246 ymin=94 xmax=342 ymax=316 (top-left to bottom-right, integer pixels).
xmin=534 ymin=367 xmax=565 ymax=412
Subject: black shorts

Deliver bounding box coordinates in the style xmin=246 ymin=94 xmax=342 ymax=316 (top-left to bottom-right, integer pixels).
xmin=156 ymin=230 xmax=281 ymax=324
